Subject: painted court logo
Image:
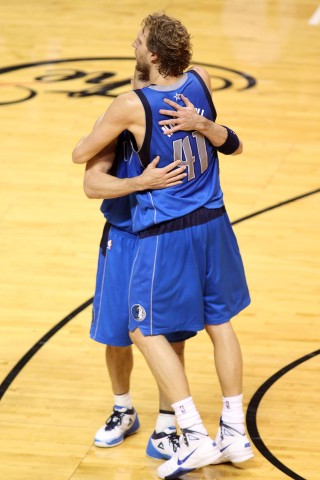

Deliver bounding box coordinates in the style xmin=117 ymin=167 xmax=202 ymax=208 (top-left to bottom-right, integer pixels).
xmin=0 ymin=57 xmax=257 ymax=106
xmin=131 ymin=304 xmax=146 ymax=321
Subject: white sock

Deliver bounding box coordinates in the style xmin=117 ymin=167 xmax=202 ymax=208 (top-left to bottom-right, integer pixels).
xmin=221 ymin=393 xmax=245 ymax=434
xmin=155 ymin=411 xmax=176 ymax=433
xmin=114 ymin=392 xmax=132 ymax=409
xmin=172 ymin=396 xmax=207 ymax=435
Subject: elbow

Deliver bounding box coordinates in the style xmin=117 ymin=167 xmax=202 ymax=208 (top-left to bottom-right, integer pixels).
xmin=72 ymin=149 xmax=84 ymax=164
xmin=232 ymin=140 xmax=243 ymax=156
xmin=83 ymin=175 xmax=98 ymax=198
xmin=72 ymin=143 xmax=89 ymax=164
xmin=83 ymin=181 xmax=98 ymax=199
xmin=84 ymin=188 xmax=96 ymax=199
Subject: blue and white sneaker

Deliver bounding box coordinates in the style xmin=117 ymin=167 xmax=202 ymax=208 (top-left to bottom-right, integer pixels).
xmin=146 ymin=426 xmax=180 ymax=460
xmin=157 ymin=428 xmax=222 ymax=479
xmin=94 ymin=406 xmax=140 ymax=447
xmin=212 ymin=419 xmax=254 ymax=464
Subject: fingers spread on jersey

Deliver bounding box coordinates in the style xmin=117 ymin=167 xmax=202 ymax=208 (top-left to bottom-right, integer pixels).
xmin=159 ymin=109 xmax=179 ymax=118
xmin=163 ymin=98 xmax=182 ymax=109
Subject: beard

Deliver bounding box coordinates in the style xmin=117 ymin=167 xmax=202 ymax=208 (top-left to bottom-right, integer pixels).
xmin=135 ymin=57 xmax=150 ymax=79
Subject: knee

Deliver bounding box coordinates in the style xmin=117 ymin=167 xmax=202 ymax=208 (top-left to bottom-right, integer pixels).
xmin=171 ymin=341 xmax=185 ymax=362
xmin=205 ymin=323 xmax=225 ymax=342
xmin=107 ymin=345 xmax=131 ymax=352
xmin=129 ymin=328 xmax=143 ymax=348
xmin=206 ymin=321 xmax=236 ymax=343
xmin=106 ymin=345 xmax=132 ymax=360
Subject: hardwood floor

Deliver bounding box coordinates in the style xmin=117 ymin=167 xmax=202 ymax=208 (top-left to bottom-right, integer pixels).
xmin=0 ymin=1 xmax=319 ymax=479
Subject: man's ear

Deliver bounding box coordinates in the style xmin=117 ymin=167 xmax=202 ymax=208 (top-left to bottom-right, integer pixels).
xmin=150 ymin=51 xmax=158 ymax=65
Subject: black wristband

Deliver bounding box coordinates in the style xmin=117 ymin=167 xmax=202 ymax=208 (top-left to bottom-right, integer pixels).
xmin=217 ymin=126 xmax=240 ymax=155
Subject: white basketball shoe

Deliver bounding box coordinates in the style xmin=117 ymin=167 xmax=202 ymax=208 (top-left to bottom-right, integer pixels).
xmin=94 ymin=406 xmax=140 ymax=447
xmin=157 ymin=428 xmax=222 ymax=479
xmin=212 ymin=418 xmax=254 ymax=464
xmin=146 ymin=426 xmax=180 ymax=460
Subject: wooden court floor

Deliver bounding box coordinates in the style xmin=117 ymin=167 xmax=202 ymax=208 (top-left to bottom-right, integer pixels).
xmin=0 ymin=1 xmax=319 ymax=479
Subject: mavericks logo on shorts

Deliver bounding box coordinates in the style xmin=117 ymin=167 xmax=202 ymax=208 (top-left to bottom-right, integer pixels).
xmin=131 ymin=304 xmax=146 ymax=321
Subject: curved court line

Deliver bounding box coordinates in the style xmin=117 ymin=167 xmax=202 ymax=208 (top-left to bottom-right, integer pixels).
xmin=0 ymin=187 xmax=319 ymax=478
xmin=0 ymin=188 xmax=318 ymax=400
xmin=246 ymin=349 xmax=320 ymax=480
xmin=0 ymin=298 xmax=93 ymax=400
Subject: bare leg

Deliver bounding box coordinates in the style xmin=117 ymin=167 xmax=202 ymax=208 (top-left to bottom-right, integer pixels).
xmin=171 ymin=341 xmax=185 ymax=367
xmin=158 ymin=341 xmax=185 ymax=410
xmin=205 ymin=322 xmax=242 ymax=396
xmin=205 ymin=323 xmax=254 ymax=464
xmin=146 ymin=341 xmax=186 ymax=458
xmin=106 ymin=345 xmax=133 ymax=395
xmin=94 ymin=345 xmax=138 ymax=448
xmin=131 ymin=330 xmax=224 ymax=474
xmin=130 ymin=329 xmax=190 ymax=404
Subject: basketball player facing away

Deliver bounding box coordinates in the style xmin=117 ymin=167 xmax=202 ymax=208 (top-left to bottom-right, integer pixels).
xmin=84 ymin=67 xmax=245 ymax=461
xmin=73 ymin=12 xmax=254 ymax=479
xmin=86 ymin=68 xmax=196 ymax=460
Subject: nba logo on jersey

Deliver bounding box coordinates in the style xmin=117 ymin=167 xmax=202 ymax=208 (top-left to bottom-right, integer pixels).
xmin=107 ymin=239 xmax=112 ymax=250
xmin=131 ymin=304 xmax=146 ymax=321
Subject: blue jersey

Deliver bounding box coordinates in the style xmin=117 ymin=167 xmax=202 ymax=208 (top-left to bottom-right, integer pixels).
xmin=129 ymin=69 xmax=224 ymax=232
xmin=100 ymin=131 xmax=137 ymax=233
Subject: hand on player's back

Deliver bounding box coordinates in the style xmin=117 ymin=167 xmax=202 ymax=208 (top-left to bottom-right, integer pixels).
xmin=139 ymin=157 xmax=187 ymax=190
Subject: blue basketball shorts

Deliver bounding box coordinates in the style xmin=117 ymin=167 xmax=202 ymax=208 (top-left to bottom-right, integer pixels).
xmin=128 ymin=207 xmax=251 ymax=337
xmin=90 ymin=223 xmax=196 ymax=346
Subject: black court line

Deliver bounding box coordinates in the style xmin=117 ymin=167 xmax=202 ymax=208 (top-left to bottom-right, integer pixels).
xmin=0 ymin=298 xmax=93 ymax=399
xmin=0 ymin=187 xmax=318 ymax=399
xmin=246 ymin=349 xmax=320 ymax=480
xmin=232 ymin=187 xmax=320 ymax=225
xmin=0 ymin=187 xmax=319 ymax=477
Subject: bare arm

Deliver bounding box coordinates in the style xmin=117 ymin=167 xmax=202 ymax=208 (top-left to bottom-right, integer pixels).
xmin=72 ymin=92 xmax=143 ymax=164
xmin=159 ymin=65 xmax=243 ymax=155
xmin=84 ymin=149 xmax=187 ymax=200
xmin=159 ymin=94 xmax=243 ymax=155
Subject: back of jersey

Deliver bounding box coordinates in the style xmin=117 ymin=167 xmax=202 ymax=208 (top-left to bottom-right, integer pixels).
xmin=100 ymin=131 xmax=136 ymax=233
xmin=130 ymin=70 xmax=224 ymax=232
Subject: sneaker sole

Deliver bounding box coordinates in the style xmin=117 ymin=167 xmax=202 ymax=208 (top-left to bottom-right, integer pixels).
xmin=94 ymin=416 xmax=140 ymax=448
xmin=94 ymin=437 xmax=124 ymax=448
xmin=229 ymin=451 xmax=254 ymax=466
xmin=158 ymin=443 xmax=223 ymax=479
xmin=94 ymin=428 xmax=139 ymax=448
xmin=212 ymin=450 xmax=254 ymax=465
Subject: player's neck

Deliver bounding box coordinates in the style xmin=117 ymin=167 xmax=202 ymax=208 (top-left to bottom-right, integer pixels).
xmin=149 ymin=69 xmax=183 ymax=86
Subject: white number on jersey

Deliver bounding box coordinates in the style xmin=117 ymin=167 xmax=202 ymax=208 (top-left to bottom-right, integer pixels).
xmin=173 ymin=132 xmax=208 ymax=181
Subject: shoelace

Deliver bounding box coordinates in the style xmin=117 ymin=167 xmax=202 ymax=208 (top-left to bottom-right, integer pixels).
xmin=168 ymin=433 xmax=180 ymax=453
xmin=182 ymin=430 xmax=190 ymax=448
xmin=104 ymin=410 xmax=126 ymax=431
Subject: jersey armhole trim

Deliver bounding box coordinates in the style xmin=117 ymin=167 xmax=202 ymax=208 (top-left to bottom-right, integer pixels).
xmin=133 ymin=89 xmax=152 ymax=169
xmin=187 ymin=69 xmax=217 ymax=121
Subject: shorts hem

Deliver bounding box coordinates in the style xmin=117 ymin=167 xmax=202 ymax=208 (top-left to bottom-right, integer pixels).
xmin=129 ymin=325 xmax=205 ymax=336
xmin=204 ymin=296 xmax=251 ymax=325
xmin=90 ymin=334 xmax=132 ymax=347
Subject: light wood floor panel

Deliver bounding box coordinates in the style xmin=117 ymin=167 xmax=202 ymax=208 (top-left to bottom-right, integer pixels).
xmin=1 ymin=0 xmax=319 ymax=479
